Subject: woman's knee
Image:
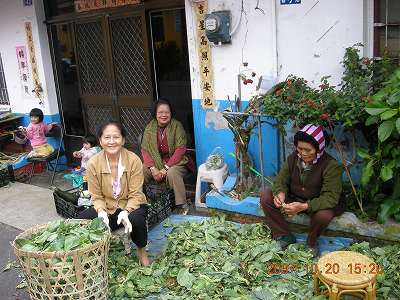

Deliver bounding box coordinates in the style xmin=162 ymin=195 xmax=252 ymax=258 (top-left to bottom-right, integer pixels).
xmin=260 ymin=188 xmax=274 ymax=210
xmin=166 ymin=167 xmax=183 ymax=181
xmin=128 ymin=209 xmax=147 ymax=228
xmin=311 ymin=209 xmax=334 ymax=225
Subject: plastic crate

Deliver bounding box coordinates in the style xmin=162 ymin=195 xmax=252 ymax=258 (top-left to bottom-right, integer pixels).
xmin=53 ymin=187 xmax=84 ymax=219
xmin=0 ymin=166 xmax=10 ymax=187
xmin=143 ymin=184 xmax=175 ymax=229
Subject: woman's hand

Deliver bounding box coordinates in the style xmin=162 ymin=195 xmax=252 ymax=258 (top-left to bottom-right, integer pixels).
xmin=273 ymin=192 xmax=285 ymax=208
xmin=150 ymin=167 xmax=163 ymax=182
xmin=284 ymin=202 xmax=308 ymax=217
xmin=159 ymin=168 xmax=167 ymax=178
xmin=73 ymin=151 xmax=81 ymax=158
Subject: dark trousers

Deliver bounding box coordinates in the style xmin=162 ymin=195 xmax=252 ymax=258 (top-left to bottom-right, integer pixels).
xmin=78 ymin=206 xmax=148 ymax=248
xmin=260 ymin=188 xmax=344 ymax=247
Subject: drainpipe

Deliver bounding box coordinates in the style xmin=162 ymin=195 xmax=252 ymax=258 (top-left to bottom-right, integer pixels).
xmin=271 ymin=0 xmax=283 ymax=171
xmin=271 ymin=0 xmax=278 ymax=78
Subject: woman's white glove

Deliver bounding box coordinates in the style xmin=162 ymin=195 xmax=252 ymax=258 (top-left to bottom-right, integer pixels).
xmin=117 ymin=210 xmax=132 ymax=234
xmin=98 ymin=210 xmax=109 ymax=228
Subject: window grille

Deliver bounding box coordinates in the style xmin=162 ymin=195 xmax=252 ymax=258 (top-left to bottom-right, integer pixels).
xmin=0 ymin=53 xmax=10 ymax=105
xmin=374 ymin=0 xmax=400 ymax=58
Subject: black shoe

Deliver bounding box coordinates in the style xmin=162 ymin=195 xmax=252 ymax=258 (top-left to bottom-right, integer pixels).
xmin=306 ymin=244 xmax=320 ymax=258
xmin=275 ymin=234 xmax=296 ymax=249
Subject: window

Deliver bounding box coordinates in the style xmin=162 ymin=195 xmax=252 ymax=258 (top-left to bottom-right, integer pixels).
xmin=374 ymin=0 xmax=400 ymax=59
xmin=0 ymin=53 xmax=10 ymax=106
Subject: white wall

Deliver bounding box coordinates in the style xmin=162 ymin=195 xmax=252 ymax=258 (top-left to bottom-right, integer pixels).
xmin=277 ymin=0 xmax=365 ymax=86
xmin=185 ymin=0 xmax=370 ymax=100
xmin=185 ymin=0 xmax=275 ymax=103
xmin=0 ymin=0 xmax=58 ymax=115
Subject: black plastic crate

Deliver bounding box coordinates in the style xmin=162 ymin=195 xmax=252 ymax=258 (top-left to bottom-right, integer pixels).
xmin=0 ymin=165 xmax=10 ymax=188
xmin=143 ymin=184 xmax=175 ymax=229
xmin=53 ymin=187 xmax=84 ymax=219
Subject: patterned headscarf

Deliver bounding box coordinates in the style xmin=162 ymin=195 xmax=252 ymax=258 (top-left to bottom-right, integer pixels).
xmin=298 ymin=124 xmax=325 ymax=163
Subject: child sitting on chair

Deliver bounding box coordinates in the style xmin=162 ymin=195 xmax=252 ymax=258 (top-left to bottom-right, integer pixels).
xmin=72 ymin=135 xmax=98 ymax=172
xmin=23 ymin=108 xmax=56 ymax=158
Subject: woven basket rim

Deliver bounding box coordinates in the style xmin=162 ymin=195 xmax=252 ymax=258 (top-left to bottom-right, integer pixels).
xmin=12 ymin=219 xmax=111 ymax=258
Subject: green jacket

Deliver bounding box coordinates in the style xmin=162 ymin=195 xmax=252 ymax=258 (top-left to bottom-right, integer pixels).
xmin=272 ymin=153 xmax=343 ymax=213
xmin=141 ymin=118 xmax=188 ymax=170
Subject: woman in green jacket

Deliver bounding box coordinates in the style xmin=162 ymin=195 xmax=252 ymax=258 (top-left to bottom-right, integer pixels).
xmin=260 ymin=124 xmax=344 ymax=256
xmin=141 ymin=99 xmax=195 ymax=211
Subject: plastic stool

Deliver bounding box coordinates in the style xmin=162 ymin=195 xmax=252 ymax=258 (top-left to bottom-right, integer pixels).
xmin=195 ymin=163 xmax=228 ymax=208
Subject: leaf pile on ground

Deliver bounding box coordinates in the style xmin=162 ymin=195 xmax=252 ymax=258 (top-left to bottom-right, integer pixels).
xmin=348 ymin=241 xmax=400 ymax=299
xmin=108 ymin=217 xmax=320 ymax=299
xmin=14 ymin=218 xmax=107 ymax=252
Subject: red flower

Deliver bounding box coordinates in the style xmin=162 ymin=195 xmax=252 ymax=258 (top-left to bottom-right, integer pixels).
xmin=362 ymin=58 xmax=371 ymax=65
xmin=319 ymin=83 xmax=328 ymax=90
xmin=275 ymin=89 xmax=283 ymax=96
xmin=286 ymin=80 xmax=292 ymax=87
xmin=383 ymin=47 xmax=389 ymax=55
xmin=320 ymin=113 xmax=330 ymax=121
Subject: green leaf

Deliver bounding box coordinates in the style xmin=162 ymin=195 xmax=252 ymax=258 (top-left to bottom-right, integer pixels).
xmin=372 ymin=247 xmax=385 ymax=256
xmin=380 ymin=166 xmax=393 ymax=182
xmin=357 ymin=148 xmax=370 ymax=159
xmin=387 ymin=92 xmax=400 ymax=105
xmin=365 ymin=107 xmax=389 ymax=116
xmin=177 ymin=268 xmax=194 ymax=289
xmin=361 ymin=160 xmax=374 ymax=186
xmin=365 ymin=115 xmax=379 ymax=126
xmin=396 ymin=118 xmax=400 ymax=134
xmin=64 ymin=235 xmax=81 ymax=251
xmin=378 ymin=200 xmax=400 ymax=224
xmin=380 ymin=109 xmax=398 ymax=120
xmin=378 ymin=120 xmax=394 ymax=142
xmin=253 ymin=288 xmax=274 ymax=300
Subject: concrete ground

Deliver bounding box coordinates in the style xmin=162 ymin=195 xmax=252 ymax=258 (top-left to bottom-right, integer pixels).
xmin=0 ymin=170 xmax=198 ymax=299
xmin=0 ymin=172 xmax=72 ymax=299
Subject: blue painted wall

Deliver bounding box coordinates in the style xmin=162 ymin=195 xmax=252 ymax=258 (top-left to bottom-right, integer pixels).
xmin=192 ymin=99 xmax=279 ymax=177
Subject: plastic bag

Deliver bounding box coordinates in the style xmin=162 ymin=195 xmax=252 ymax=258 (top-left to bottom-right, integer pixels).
xmin=78 ymin=190 xmax=92 ymax=207
xmin=205 ymin=147 xmax=224 ymax=170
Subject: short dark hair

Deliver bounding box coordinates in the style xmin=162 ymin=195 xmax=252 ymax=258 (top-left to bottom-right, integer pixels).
xmin=29 ymin=108 xmax=44 ymax=122
xmin=152 ymin=98 xmax=174 ymax=119
xmin=82 ymin=134 xmax=97 ymax=147
xmin=97 ymin=121 xmax=126 ymax=139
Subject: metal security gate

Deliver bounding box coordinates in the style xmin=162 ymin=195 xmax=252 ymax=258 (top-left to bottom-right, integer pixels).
xmin=74 ymin=12 xmax=153 ymax=146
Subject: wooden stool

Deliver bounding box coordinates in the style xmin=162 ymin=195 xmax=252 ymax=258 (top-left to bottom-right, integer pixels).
xmin=314 ymin=251 xmax=377 ymax=300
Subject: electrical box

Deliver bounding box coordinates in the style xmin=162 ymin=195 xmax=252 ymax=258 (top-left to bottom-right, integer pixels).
xmin=205 ymin=10 xmax=231 ymax=45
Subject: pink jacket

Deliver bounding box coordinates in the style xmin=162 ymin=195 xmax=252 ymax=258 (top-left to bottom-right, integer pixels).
xmin=26 ymin=122 xmax=52 ymax=147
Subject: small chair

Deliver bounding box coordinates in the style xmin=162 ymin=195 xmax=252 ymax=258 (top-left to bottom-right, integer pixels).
xmin=314 ymin=251 xmax=377 ymax=300
xmin=195 ymin=163 xmax=228 ymax=208
xmin=27 ymin=124 xmax=65 ymax=185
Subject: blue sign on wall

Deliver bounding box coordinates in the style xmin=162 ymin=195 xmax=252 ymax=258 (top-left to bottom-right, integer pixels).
xmin=280 ymin=0 xmax=301 ymax=4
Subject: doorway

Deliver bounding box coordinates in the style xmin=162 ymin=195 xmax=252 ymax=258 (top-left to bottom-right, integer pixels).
xmin=149 ymin=8 xmax=194 ymax=148
xmin=49 ymin=4 xmax=194 ymax=159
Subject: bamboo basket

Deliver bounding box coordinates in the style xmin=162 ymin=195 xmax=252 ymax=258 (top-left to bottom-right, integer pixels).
xmin=12 ymin=220 xmax=111 ymax=300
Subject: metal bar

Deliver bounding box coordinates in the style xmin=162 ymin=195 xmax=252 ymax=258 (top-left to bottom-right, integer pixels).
xmin=257 ymin=115 xmax=265 ymax=190
xmin=222 ymin=111 xmax=270 ymax=117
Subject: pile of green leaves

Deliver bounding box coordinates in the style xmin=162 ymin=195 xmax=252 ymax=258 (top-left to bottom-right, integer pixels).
xmin=108 ymin=217 xmax=319 ymax=300
xmin=358 ymin=69 xmax=400 ymax=223
xmin=15 ymin=218 xmax=107 ymax=252
xmin=348 ymin=242 xmax=400 ymax=299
